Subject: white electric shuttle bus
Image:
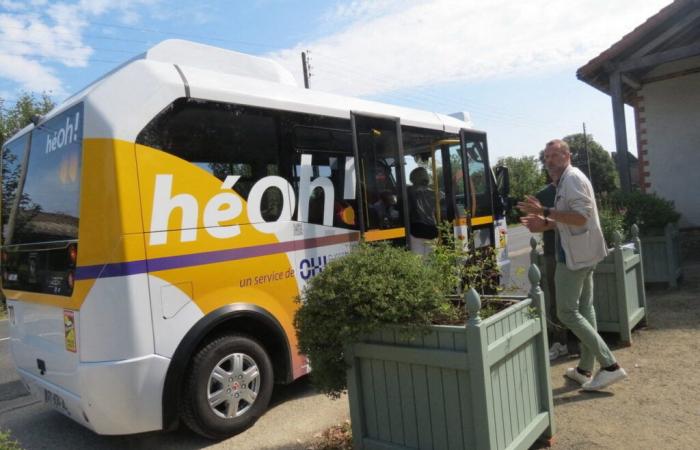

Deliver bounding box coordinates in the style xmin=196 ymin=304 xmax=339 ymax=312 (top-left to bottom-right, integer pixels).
xmin=0 ymin=40 xmax=510 ymax=439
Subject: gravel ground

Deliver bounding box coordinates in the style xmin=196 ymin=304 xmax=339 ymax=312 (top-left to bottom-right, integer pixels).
xmin=538 ymin=257 xmax=700 ymax=450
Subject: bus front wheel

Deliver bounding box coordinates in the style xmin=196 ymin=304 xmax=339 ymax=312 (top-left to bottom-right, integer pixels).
xmin=180 ymin=334 xmax=274 ymax=440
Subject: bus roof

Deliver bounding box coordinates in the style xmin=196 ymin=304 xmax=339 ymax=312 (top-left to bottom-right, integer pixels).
xmin=4 ymin=40 xmax=481 ymax=147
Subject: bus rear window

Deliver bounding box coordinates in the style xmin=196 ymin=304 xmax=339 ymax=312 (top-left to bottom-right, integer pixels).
xmin=9 ymin=104 xmax=83 ymax=245
xmin=1 ymin=134 xmax=29 ymax=243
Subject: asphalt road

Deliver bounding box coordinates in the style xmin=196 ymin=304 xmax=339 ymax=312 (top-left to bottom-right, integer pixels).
xmin=506 ymin=224 xmax=540 ymax=295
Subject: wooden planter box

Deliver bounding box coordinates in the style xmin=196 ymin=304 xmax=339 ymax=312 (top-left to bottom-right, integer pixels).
xmin=592 ymin=229 xmax=647 ymax=345
xmin=346 ymin=268 xmax=555 ymax=450
xmin=532 ymin=226 xmax=647 ymax=345
xmin=641 ymin=223 xmax=682 ymax=287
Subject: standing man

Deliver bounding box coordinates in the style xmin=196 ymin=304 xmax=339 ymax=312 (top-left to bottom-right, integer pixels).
xmin=518 ymin=139 xmax=627 ymax=391
xmin=535 ymin=180 xmax=576 ymax=361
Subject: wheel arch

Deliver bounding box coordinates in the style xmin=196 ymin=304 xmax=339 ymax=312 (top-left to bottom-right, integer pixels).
xmin=162 ymin=303 xmax=292 ymax=430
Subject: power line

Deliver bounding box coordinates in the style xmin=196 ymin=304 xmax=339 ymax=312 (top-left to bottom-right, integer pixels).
xmin=310 ymin=50 xmax=557 ymax=129
xmin=0 ymin=19 xmax=571 ymax=131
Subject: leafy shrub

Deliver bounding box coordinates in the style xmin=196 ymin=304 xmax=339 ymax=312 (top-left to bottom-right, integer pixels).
xmin=427 ymin=222 xmax=500 ymax=295
xmin=294 ymin=242 xmax=453 ymax=398
xmin=608 ymin=190 xmax=680 ymax=235
xmin=598 ymin=205 xmax=626 ymax=247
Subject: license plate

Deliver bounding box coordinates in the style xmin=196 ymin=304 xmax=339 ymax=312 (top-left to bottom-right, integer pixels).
xmin=44 ymin=389 xmax=70 ymax=416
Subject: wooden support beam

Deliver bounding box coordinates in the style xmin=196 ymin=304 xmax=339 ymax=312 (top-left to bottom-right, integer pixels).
xmin=610 ymin=71 xmax=632 ymax=192
xmin=617 ymin=42 xmax=700 ymax=73
xmin=629 ymin=10 xmax=700 ymax=59
xmin=622 ymin=74 xmax=641 ymax=90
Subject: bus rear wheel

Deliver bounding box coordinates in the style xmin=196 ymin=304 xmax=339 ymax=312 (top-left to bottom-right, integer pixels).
xmin=180 ymin=334 xmax=274 ymax=440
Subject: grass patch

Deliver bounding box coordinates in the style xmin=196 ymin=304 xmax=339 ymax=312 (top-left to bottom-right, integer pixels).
xmin=0 ymin=430 xmax=23 ymax=450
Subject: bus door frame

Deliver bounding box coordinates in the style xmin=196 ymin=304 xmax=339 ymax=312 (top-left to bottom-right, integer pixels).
xmin=460 ymin=129 xmax=497 ymax=249
xmin=350 ymin=112 xmax=409 ymax=247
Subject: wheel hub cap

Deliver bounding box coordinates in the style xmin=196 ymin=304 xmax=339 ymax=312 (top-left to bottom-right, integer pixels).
xmin=207 ymin=352 xmax=261 ymax=419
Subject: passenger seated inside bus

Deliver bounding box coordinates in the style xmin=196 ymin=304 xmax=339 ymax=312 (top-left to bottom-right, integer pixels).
xmin=370 ymin=190 xmax=399 ymax=229
xmin=407 ymin=167 xmax=438 ymax=254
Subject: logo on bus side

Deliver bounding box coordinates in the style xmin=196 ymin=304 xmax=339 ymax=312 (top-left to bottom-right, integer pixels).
xmin=45 ymin=111 xmax=81 ymax=154
xmin=149 ymin=154 xmax=356 ymax=245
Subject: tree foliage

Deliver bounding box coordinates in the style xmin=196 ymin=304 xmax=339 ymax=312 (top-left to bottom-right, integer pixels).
xmin=496 ymin=155 xmax=546 ymax=223
xmin=0 ymin=92 xmax=54 ymax=147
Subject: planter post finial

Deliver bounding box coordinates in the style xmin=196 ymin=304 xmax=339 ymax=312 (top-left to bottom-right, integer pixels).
xmin=466 ymin=288 xmax=481 ymax=325
xmin=528 ymin=263 xmax=543 ymax=310
xmin=529 ymin=236 xmax=538 ymax=265
xmin=631 ymin=223 xmax=641 ymax=253
xmin=613 ymin=230 xmax=622 ymax=249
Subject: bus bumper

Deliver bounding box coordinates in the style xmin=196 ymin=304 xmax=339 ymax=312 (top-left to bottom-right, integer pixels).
xmin=18 ymin=354 xmax=171 ymax=435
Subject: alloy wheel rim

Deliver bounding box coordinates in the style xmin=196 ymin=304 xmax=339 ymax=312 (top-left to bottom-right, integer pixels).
xmin=207 ymin=352 xmax=261 ymax=419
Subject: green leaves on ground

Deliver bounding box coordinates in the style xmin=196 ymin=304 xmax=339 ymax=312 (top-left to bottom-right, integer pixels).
xmin=0 ymin=430 xmax=23 ymax=450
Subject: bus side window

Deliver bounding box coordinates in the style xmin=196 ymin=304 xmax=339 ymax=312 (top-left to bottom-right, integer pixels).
xmin=290 ymin=122 xmax=359 ymax=230
xmin=292 ymin=153 xmax=357 ymax=230
xmin=136 ymin=99 xmax=284 ymax=224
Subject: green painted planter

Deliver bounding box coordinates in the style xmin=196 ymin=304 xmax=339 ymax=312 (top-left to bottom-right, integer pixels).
xmin=641 ymin=223 xmax=681 ymax=287
xmin=592 ymin=228 xmax=647 ymax=344
xmin=346 ymin=267 xmax=555 ymax=450
xmin=531 ymin=225 xmax=647 ymax=345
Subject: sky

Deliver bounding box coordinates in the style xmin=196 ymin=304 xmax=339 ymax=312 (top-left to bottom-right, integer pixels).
xmin=0 ymin=0 xmax=674 ymax=161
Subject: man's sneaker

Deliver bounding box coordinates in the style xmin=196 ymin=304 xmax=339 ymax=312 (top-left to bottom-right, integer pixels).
xmin=582 ymin=368 xmax=628 ymax=391
xmin=549 ymin=342 xmax=569 ymax=361
xmin=565 ymin=367 xmax=592 ymax=386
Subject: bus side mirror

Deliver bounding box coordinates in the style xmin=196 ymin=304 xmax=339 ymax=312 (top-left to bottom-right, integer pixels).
xmin=495 ymin=165 xmax=510 ymax=197
xmin=494 ymin=166 xmax=512 ymax=214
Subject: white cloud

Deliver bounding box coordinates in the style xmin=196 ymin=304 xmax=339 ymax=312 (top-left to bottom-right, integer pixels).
xmin=0 ymin=0 xmax=25 ymax=12
xmin=269 ymin=0 xmax=673 ymax=97
xmin=321 ymin=0 xmax=420 ymax=23
xmin=0 ymin=54 xmax=63 ymax=93
xmin=0 ymin=0 xmax=160 ymax=96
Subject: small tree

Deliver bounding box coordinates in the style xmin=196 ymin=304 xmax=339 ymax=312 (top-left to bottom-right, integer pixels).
xmin=496 ymin=155 xmax=546 ymax=224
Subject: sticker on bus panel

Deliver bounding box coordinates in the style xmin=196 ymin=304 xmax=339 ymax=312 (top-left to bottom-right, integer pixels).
xmin=44 ymin=388 xmax=70 ymax=416
xmin=64 ymin=310 xmax=76 ymax=353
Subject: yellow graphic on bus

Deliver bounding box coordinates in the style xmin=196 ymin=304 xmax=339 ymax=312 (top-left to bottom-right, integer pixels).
xmin=64 ymin=310 xmax=76 ymax=353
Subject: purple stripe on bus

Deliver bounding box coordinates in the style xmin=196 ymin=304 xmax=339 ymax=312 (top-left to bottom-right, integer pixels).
xmin=74 ymin=232 xmax=359 ymax=281
xmin=75 ymin=260 xmax=148 ymax=280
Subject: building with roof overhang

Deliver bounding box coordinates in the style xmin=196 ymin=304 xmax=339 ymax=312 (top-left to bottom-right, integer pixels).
xmin=577 ymin=0 xmax=700 ymax=228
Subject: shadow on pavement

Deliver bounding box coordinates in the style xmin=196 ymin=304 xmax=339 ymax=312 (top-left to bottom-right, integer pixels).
xmin=0 ymin=375 xmax=326 ymax=450
xmin=0 ymin=380 xmax=28 ymax=402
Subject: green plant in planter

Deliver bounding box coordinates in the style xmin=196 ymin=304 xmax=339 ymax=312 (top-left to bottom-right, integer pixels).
xmin=294 ymin=242 xmax=454 ymax=398
xmin=598 ymin=204 xmax=626 ymax=247
xmin=426 ymin=221 xmax=501 ymax=295
xmin=608 ymin=190 xmax=680 ymax=235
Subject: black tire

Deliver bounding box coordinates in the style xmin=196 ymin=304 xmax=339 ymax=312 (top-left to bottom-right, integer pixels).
xmin=180 ymin=334 xmax=274 ymax=440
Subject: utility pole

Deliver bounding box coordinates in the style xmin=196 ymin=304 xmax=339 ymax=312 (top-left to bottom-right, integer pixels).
xmin=582 ymin=122 xmax=593 ymax=189
xmin=301 ymin=51 xmax=311 ymax=89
